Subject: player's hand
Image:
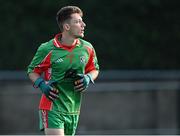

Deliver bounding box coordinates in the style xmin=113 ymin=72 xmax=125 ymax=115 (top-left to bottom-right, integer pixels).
xmin=42 ymin=81 xmax=59 ymax=101
xmin=34 ymin=78 xmax=59 ymax=101
xmin=74 ymin=74 xmax=94 ymax=92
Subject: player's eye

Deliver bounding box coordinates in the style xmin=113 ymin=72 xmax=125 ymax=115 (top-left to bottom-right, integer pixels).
xmin=74 ymin=20 xmax=82 ymax=24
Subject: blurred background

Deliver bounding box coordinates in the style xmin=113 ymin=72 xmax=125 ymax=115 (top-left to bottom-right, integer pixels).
xmin=1 ymin=0 xmax=180 ymax=134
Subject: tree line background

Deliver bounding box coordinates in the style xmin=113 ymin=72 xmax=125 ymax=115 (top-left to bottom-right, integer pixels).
xmin=1 ymin=0 xmax=180 ymax=70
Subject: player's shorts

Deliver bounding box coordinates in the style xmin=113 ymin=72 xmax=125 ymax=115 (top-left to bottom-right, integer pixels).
xmin=39 ymin=110 xmax=79 ymax=135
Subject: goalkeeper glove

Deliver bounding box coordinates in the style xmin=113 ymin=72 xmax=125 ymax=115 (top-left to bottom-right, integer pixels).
xmin=34 ymin=77 xmax=59 ymax=101
xmin=74 ymin=73 xmax=94 ymax=92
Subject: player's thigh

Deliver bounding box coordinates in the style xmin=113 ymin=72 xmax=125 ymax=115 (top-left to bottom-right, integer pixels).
xmin=39 ymin=110 xmax=64 ymax=130
xmin=45 ymin=128 xmax=64 ymax=135
xmin=64 ymin=114 xmax=79 ymax=135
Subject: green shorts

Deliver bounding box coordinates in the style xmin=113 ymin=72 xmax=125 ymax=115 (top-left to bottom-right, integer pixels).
xmin=39 ymin=110 xmax=79 ymax=135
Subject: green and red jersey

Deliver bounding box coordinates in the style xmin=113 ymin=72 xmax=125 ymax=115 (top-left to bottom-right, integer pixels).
xmin=27 ymin=33 xmax=99 ymax=114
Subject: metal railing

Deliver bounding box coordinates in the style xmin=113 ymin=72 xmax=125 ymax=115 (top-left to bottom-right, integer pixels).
xmin=1 ymin=70 xmax=180 ymax=91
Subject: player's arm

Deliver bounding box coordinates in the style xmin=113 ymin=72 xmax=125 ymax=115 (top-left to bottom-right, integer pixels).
xmin=29 ymin=72 xmax=40 ymax=83
xmin=88 ymin=69 xmax=99 ymax=81
xmin=27 ymin=44 xmax=59 ymax=101
xmin=74 ymin=45 xmax=99 ymax=92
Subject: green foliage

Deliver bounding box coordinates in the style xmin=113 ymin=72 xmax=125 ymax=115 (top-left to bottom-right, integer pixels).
xmin=1 ymin=0 xmax=180 ymax=70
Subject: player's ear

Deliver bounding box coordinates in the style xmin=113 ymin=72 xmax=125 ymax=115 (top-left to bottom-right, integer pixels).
xmin=63 ymin=23 xmax=70 ymax=31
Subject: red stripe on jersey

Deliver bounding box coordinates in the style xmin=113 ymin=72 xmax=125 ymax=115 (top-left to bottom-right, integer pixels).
xmin=39 ymin=95 xmax=53 ymax=110
xmin=33 ymin=51 xmax=52 ymax=80
xmin=53 ymin=33 xmax=79 ymax=52
xmin=85 ymin=46 xmax=96 ymax=74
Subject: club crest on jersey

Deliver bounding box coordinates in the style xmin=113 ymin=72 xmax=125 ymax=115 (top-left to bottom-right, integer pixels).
xmin=80 ymin=56 xmax=86 ymax=64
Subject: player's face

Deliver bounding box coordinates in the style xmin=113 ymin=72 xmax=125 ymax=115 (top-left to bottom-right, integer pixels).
xmin=68 ymin=13 xmax=86 ymax=38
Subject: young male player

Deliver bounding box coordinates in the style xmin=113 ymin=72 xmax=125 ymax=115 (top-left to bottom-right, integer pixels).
xmin=27 ymin=6 xmax=99 ymax=135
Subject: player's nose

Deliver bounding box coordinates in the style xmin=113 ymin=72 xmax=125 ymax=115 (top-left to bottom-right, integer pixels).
xmin=82 ymin=21 xmax=86 ymax=28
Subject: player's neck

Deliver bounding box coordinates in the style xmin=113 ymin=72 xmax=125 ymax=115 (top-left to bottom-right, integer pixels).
xmin=60 ymin=33 xmax=76 ymax=46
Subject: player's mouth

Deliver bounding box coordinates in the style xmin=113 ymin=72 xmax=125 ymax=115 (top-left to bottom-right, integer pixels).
xmin=81 ymin=29 xmax=84 ymax=34
xmin=79 ymin=30 xmax=84 ymax=35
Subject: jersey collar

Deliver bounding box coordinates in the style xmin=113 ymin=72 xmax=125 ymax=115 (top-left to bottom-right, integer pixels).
xmin=53 ymin=33 xmax=80 ymax=52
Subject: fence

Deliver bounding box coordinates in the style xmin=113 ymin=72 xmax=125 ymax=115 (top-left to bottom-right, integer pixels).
xmin=0 ymin=70 xmax=180 ymax=134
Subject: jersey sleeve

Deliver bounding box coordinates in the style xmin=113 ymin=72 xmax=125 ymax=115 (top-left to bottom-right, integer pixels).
xmin=27 ymin=43 xmax=52 ymax=77
xmin=85 ymin=45 xmax=99 ymax=74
